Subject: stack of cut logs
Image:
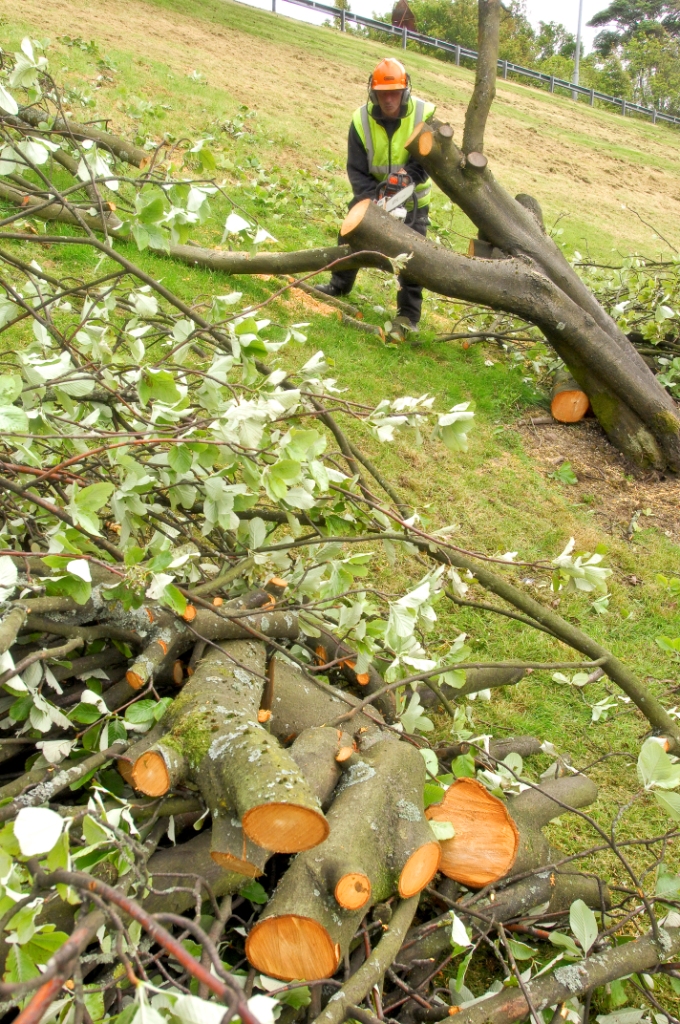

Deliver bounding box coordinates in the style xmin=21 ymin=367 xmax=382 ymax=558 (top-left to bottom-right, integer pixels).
xmin=0 ymin=557 xmax=608 ymax=998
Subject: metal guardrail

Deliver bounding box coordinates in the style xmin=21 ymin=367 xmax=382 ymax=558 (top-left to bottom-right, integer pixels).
xmin=261 ymin=0 xmax=680 ymax=129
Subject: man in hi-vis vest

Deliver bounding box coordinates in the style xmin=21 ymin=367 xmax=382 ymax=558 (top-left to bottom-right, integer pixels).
xmin=316 ymin=57 xmax=435 ymax=338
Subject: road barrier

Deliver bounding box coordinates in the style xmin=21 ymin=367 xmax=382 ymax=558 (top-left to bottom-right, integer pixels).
xmin=255 ymin=0 xmax=680 ymax=130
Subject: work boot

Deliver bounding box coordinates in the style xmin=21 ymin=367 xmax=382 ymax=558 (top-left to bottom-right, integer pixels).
xmin=314 ymin=282 xmax=351 ymax=298
xmin=389 ymin=315 xmax=419 ymax=342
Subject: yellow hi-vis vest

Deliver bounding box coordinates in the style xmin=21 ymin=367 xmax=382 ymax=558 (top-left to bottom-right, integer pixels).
xmin=352 ymin=95 xmax=436 ymax=209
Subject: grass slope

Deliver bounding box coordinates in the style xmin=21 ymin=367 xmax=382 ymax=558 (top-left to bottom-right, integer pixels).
xmin=2 ymin=1 xmax=680 ymax=1010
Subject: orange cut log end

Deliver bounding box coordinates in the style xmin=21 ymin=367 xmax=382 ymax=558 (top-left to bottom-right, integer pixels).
xmin=242 ymin=804 xmax=329 ymax=854
xmin=268 ymin=577 xmax=288 ymax=591
xmin=425 ymin=777 xmax=519 ymax=887
xmin=398 ymin=841 xmax=441 ymax=898
xmin=246 ymin=915 xmax=340 ymax=981
xmin=418 ymin=130 xmax=433 ymax=156
xmin=340 ymin=199 xmax=370 ymax=238
xmin=257 ymin=709 xmax=272 ymax=724
xmin=335 ymin=873 xmax=371 ymax=910
xmin=182 ymin=603 xmax=197 ymax=622
xmin=131 ymin=751 xmax=171 ymax=797
xmin=117 ymin=758 xmax=133 ymax=784
xmin=336 ymin=746 xmax=355 ymax=762
xmin=125 ymin=670 xmax=145 ymax=690
xmin=211 ymin=850 xmax=263 ymax=878
xmin=551 ymin=389 xmax=590 ymax=423
xmin=172 ymin=660 xmax=184 ymax=685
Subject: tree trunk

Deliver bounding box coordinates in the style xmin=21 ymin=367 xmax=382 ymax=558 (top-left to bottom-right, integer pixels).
xmin=453 ymin=925 xmax=680 ymax=1024
xmin=340 ymin=197 xmax=680 ymax=471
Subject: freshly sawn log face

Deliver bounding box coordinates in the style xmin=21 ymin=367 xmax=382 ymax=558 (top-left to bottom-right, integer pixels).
xmin=245 ymin=728 xmax=440 ymax=981
xmin=551 ymin=368 xmax=591 ymax=423
xmin=131 ymin=640 xmax=329 ymax=854
xmin=426 ymin=778 xmax=519 ymax=886
xmin=426 ymin=774 xmax=598 ymax=887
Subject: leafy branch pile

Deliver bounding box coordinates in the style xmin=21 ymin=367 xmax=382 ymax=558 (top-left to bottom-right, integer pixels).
xmin=0 ymin=37 xmax=679 ymax=1024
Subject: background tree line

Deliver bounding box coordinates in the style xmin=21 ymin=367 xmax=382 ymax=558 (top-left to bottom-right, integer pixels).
xmin=362 ymin=0 xmax=680 ymax=115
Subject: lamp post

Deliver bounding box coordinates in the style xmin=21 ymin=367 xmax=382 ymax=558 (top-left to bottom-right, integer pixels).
xmin=571 ymin=0 xmax=584 ymax=99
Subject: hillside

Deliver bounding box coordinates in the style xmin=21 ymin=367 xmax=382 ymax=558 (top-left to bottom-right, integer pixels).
xmin=9 ymin=0 xmax=680 ymax=257
xmin=1 ymin=3 xmax=680 ymax=1013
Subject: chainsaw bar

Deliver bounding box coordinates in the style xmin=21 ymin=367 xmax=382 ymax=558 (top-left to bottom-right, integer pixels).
xmin=377 ymin=182 xmax=415 ymax=213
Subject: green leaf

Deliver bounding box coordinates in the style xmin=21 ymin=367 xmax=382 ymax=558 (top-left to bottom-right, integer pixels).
xmin=139 ymin=369 xmax=180 ymax=406
xmin=124 ymin=546 xmax=147 ymax=566
xmin=451 ymin=753 xmax=476 ymax=778
xmin=10 ymin=696 xmax=33 ymax=722
xmin=69 ymin=702 xmax=103 ymax=724
xmin=161 ymin=583 xmax=187 ymax=616
xmin=239 ymin=879 xmax=268 ymax=904
xmin=276 ymin=986 xmax=311 ymax=1009
xmin=0 ymin=404 xmax=28 ymax=432
xmin=423 ymin=782 xmax=445 ymax=808
xmin=638 ymin=738 xmax=680 ymax=790
xmin=75 ymin=482 xmax=114 ymax=513
xmin=125 ymin=699 xmax=158 ymax=725
xmin=82 ymin=723 xmax=103 ymax=751
xmin=46 ymin=832 xmax=69 ymax=872
xmin=168 ymin=444 xmax=192 ymax=474
xmin=654 ymin=790 xmax=680 ymax=820
xmin=45 ymin=574 xmax=92 ymax=606
xmin=569 ymin=899 xmax=598 ymax=955
xmin=0 ymin=374 xmax=22 ymax=403
xmin=153 ymin=696 xmax=173 ymax=721
xmin=83 ymin=815 xmax=110 ymax=845
xmin=136 ymin=191 xmax=166 ymax=224
xmin=506 ymin=938 xmax=536 ymax=960
xmin=656 ymin=636 xmax=680 ymax=655
xmin=107 ymin=718 xmax=128 ymax=744
xmin=549 ymin=930 xmax=581 ymax=958
xmin=553 ymin=461 xmax=578 ymax=485
xmin=4 ymin=944 xmax=39 ymax=984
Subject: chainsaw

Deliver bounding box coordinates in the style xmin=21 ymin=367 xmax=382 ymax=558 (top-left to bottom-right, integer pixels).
xmin=375 ymin=170 xmax=415 ymax=220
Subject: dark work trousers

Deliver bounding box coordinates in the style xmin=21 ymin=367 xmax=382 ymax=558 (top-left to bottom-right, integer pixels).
xmin=327 ymin=204 xmax=429 ymax=325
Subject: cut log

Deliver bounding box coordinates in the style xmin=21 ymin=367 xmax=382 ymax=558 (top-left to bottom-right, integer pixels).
xmin=418 ymin=665 xmax=526 ymax=708
xmin=130 ymin=640 xmax=328 ymax=854
xmin=245 ymin=728 xmax=440 ymax=981
xmin=426 ymin=774 xmax=598 ymax=887
xmin=426 ymin=778 xmax=519 ymax=887
xmin=268 ymin=652 xmax=385 ymax=738
xmin=551 ymin=368 xmax=590 ymax=423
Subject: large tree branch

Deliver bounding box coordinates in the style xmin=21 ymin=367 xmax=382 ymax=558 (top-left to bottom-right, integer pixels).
xmin=462 ymin=0 xmax=501 ymax=154
xmin=453 ymin=925 xmax=680 ymax=1024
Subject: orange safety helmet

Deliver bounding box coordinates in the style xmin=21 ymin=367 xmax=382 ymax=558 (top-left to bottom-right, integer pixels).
xmin=370 ymin=57 xmax=409 ymax=91
xmin=368 ymin=58 xmax=412 ymax=112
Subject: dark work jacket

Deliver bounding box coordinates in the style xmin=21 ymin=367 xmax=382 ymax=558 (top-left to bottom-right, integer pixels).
xmin=346 ymin=105 xmax=430 ymax=208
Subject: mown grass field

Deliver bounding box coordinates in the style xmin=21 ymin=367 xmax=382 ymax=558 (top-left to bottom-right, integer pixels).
xmin=2 ymin=0 xmax=680 ymax=1009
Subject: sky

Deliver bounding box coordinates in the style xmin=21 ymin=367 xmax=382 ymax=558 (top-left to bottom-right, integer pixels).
xmin=240 ymin=0 xmax=609 ymax=55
